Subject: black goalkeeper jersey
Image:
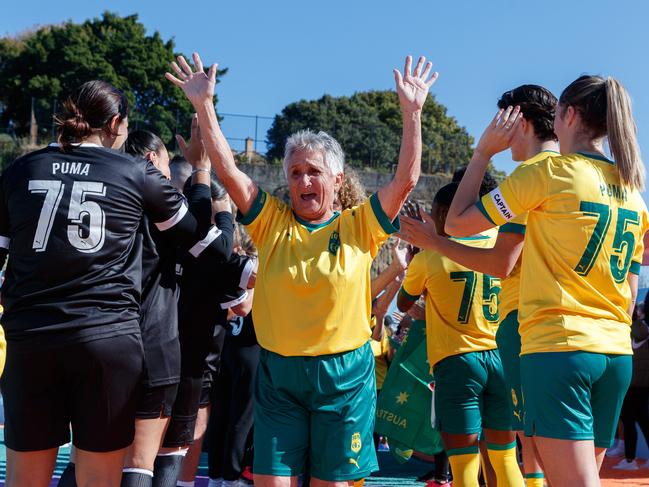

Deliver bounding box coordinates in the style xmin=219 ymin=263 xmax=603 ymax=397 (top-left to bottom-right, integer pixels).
xmin=0 ymin=143 xmax=206 ymax=349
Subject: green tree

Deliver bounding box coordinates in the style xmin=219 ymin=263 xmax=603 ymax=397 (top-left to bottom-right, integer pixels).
xmin=0 ymin=12 xmax=225 ymax=145
xmin=266 ymin=91 xmax=475 ymax=174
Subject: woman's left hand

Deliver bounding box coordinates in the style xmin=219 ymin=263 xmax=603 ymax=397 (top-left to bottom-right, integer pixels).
xmin=176 ymin=114 xmax=210 ymax=170
xmin=398 ymin=207 xmax=442 ymax=251
xmin=394 ymin=55 xmax=438 ymax=113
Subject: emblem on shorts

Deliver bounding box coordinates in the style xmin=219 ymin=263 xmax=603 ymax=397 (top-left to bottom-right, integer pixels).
xmin=351 ymin=432 xmax=362 ymax=454
xmin=396 ymin=391 xmax=410 ymax=405
xmin=328 ymin=231 xmax=341 ymax=255
xmin=511 ymin=388 xmax=518 ymax=407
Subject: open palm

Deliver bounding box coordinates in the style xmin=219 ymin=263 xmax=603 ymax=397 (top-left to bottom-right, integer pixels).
xmin=394 ymin=55 xmax=438 ymax=113
xmin=165 ymin=52 xmax=218 ymax=108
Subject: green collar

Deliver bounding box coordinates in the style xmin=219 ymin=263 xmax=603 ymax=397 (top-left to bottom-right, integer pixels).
xmin=294 ymin=211 xmax=340 ymax=231
xmin=576 ymin=151 xmax=615 ymax=165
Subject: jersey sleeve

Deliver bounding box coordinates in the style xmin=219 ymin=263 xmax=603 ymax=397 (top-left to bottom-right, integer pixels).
xmin=141 ymin=161 xmax=190 ymax=230
xmin=346 ymin=193 xmax=400 ymax=257
xmin=498 ymin=212 xmax=528 ymax=236
xmin=400 ymin=252 xmax=428 ymax=302
xmin=218 ymin=254 xmax=254 ymax=309
xmin=237 ymin=189 xmax=287 ymax=247
xmin=477 ymin=158 xmax=551 ymax=226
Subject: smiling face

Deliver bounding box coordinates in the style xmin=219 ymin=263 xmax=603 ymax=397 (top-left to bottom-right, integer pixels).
xmin=286 ymin=148 xmax=343 ymax=223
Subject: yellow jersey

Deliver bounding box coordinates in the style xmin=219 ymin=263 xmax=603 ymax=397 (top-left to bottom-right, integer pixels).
xmin=0 ymin=324 xmax=5 ymax=377
xmin=479 ymin=152 xmax=649 ymax=356
xmin=371 ymin=329 xmax=392 ymax=390
xmin=400 ymin=230 xmax=501 ymax=367
xmin=497 ymin=151 xmax=559 ymax=319
xmin=239 ymin=190 xmax=398 ymax=356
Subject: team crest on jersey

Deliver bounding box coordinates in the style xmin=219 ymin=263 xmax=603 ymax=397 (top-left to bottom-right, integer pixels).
xmin=351 ymin=432 xmax=362 ymax=454
xmin=328 ymin=231 xmax=341 ymax=255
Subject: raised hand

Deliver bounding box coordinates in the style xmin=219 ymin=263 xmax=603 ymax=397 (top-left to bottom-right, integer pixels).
xmin=398 ymin=206 xmax=443 ymax=252
xmin=475 ymin=106 xmax=523 ymax=159
xmin=393 ymin=55 xmax=438 ymax=113
xmin=176 ymin=114 xmax=209 ymax=169
xmin=165 ymin=52 xmax=218 ymax=108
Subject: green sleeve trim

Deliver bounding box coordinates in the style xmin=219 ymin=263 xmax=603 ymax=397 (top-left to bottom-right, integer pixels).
xmin=236 ymin=188 xmax=266 ymax=225
xmin=476 ymin=199 xmax=496 ymax=225
xmin=447 ymin=445 xmax=480 ymax=457
xmin=486 ymin=441 xmax=517 ymax=451
xmin=399 ymin=287 xmax=419 ymax=302
xmin=630 ymin=260 xmax=642 ymax=275
xmin=499 ymin=222 xmax=526 ymax=235
xmin=525 ymin=473 xmax=545 ymax=479
xmin=411 ymin=319 xmax=426 ymax=327
xmin=370 ymin=193 xmax=400 ymax=234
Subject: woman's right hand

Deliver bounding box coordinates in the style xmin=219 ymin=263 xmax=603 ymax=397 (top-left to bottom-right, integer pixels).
xmin=165 ymin=52 xmax=218 ymax=108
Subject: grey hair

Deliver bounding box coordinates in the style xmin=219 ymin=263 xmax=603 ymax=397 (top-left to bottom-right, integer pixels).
xmin=283 ymin=130 xmax=345 ymax=176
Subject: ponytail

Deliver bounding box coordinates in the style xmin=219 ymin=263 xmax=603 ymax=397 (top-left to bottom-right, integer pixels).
xmin=606 ymin=77 xmax=645 ymax=191
xmin=560 ymin=75 xmax=645 ymax=191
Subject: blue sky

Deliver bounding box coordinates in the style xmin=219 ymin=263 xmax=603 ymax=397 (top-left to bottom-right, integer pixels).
xmin=3 ymin=0 xmax=649 ymax=188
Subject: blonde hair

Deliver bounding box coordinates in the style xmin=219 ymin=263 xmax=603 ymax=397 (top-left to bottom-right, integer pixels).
xmin=559 ymin=75 xmax=645 ymax=191
xmin=606 ymin=77 xmax=645 ymax=191
xmin=337 ymin=168 xmax=366 ymax=210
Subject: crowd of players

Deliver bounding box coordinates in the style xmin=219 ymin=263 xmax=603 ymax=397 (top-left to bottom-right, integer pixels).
xmin=0 ymin=50 xmax=646 ymax=487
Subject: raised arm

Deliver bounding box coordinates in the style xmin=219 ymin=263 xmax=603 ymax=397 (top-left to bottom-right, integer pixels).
xmin=445 ymin=106 xmax=521 ymax=237
xmin=399 ymin=210 xmax=524 ymax=278
xmin=377 ymin=56 xmax=438 ymax=220
xmin=166 ymin=52 xmax=258 ymax=215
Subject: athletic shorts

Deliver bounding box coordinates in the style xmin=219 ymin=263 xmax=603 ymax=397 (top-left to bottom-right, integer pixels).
xmin=433 ymin=349 xmax=512 ymax=435
xmin=254 ymin=342 xmax=379 ymax=481
xmin=2 ymin=332 xmax=144 ymax=452
xmin=521 ymin=351 xmax=631 ymax=448
xmin=495 ymin=311 xmax=524 ymax=430
xmin=136 ymin=382 xmax=179 ymax=419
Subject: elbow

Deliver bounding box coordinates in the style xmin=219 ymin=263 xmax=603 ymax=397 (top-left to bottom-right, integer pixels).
xmin=444 ymin=219 xmax=468 ymax=238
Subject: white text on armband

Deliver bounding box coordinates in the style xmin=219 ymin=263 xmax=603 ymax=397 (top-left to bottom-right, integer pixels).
xmin=189 ymin=225 xmax=223 ymax=257
xmin=490 ymin=189 xmax=516 ymax=221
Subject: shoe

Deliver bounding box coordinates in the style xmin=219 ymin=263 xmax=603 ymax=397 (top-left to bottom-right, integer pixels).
xmin=641 ymin=459 xmax=649 ymax=469
xmin=612 ymin=459 xmax=639 ymax=470
xmin=606 ymin=441 xmax=625 ymax=457
xmin=207 ymin=478 xmax=223 ymax=487
xmin=241 ymin=467 xmax=253 ymax=482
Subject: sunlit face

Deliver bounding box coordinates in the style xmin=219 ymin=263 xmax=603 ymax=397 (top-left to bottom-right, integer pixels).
xmin=286 ymin=148 xmax=342 ymax=222
xmin=553 ymin=105 xmax=571 ymax=153
xmin=112 ymin=116 xmax=129 ymax=150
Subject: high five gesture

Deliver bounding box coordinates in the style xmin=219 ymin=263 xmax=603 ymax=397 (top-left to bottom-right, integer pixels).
xmin=166 ymin=52 xmax=218 ymax=107
xmin=394 ymin=55 xmax=438 ymax=113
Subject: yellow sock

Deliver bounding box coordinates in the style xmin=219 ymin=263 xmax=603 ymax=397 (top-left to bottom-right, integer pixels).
xmin=447 ymin=446 xmax=481 ymax=487
xmin=487 ymin=441 xmax=524 ymax=487
xmin=524 ymin=472 xmax=545 ymax=486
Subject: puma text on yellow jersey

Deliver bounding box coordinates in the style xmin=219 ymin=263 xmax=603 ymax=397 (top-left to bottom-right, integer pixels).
xmin=400 ymin=230 xmax=500 ymax=366
xmin=478 ymin=152 xmax=649 ymax=355
xmin=239 ymin=190 xmax=398 ymax=356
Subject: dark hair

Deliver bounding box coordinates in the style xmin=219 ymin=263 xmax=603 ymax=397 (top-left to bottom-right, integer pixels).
xmin=433 ymin=182 xmax=460 ymax=207
xmin=452 ymin=168 xmax=498 ymax=196
xmin=498 ymin=85 xmax=557 ymax=142
xmin=559 ymin=75 xmax=644 ymax=190
xmin=183 ymin=171 xmax=228 ymax=201
xmin=124 ymin=130 xmax=165 ymax=158
xmin=55 ymin=80 xmax=128 ymax=151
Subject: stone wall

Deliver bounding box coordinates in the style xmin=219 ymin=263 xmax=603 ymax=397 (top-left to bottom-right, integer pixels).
xmin=237 ymin=163 xmax=450 ymax=204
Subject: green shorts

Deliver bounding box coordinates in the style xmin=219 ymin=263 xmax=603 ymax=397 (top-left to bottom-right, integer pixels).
xmin=433 ymin=349 xmax=512 ymax=435
xmin=253 ymin=342 xmax=379 ymax=481
xmin=495 ymin=311 xmax=524 ymax=430
xmin=521 ymin=351 xmax=631 ymax=448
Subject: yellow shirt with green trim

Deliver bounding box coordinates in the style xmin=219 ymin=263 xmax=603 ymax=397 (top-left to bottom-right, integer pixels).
xmin=239 ymin=189 xmax=398 ymax=356
xmin=497 ymin=151 xmax=558 ymax=320
xmin=371 ymin=328 xmax=392 ymax=389
xmin=400 ymin=230 xmax=501 ymax=367
xmin=478 ymin=152 xmax=649 ymax=356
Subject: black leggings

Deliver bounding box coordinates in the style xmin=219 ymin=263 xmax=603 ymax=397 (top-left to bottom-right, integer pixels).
xmin=207 ymin=342 xmax=260 ymax=481
xmin=620 ymin=386 xmax=649 ymax=460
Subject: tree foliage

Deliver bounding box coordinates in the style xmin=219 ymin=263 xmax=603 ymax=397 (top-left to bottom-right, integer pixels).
xmin=266 ymin=91 xmax=476 ymax=175
xmin=0 ymin=12 xmax=225 ymax=144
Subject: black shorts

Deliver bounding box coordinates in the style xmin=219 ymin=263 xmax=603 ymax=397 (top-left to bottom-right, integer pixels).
xmin=136 ymin=382 xmax=179 ymax=419
xmin=1 ymin=332 xmax=144 ymax=452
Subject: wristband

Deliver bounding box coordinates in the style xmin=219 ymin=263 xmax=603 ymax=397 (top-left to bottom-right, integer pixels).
xmin=192 ymin=168 xmax=211 ymax=175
